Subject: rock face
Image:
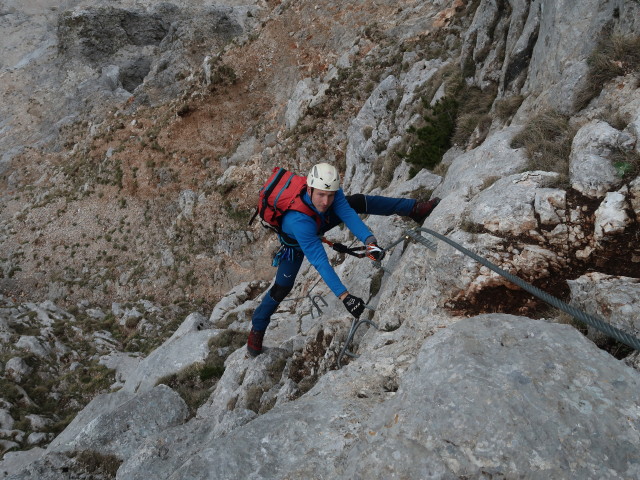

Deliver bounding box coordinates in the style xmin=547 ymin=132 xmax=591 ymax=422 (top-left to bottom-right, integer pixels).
xmin=80 ymin=316 xmax=640 ymax=480
xmin=0 ymin=1 xmax=258 ymax=170
xmin=1 ymin=0 xmax=640 ymax=478
xmin=57 ymin=385 xmax=188 ymax=457
xmin=346 ymin=315 xmax=640 ymax=480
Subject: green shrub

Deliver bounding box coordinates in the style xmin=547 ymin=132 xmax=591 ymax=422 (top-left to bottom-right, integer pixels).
xmin=401 ymin=96 xmax=459 ymax=176
xmin=611 ymin=148 xmax=640 ymax=179
xmin=400 ymin=62 xmax=498 ymax=176
xmin=199 ymin=364 xmax=225 ymax=381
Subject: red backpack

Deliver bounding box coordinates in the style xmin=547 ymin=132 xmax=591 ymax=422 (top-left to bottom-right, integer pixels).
xmin=250 ymin=167 xmax=321 ymax=234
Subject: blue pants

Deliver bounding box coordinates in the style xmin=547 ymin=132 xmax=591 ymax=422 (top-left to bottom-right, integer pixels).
xmin=251 ymin=195 xmax=415 ymax=331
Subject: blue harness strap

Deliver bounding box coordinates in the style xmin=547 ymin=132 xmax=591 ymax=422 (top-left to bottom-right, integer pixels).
xmin=272 ymin=245 xmax=296 ymax=267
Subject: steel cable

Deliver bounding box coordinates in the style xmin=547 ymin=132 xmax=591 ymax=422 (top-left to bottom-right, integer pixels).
xmin=404 ymin=228 xmax=640 ymax=352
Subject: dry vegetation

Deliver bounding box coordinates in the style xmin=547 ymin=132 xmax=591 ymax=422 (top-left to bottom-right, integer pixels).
xmin=510 ymin=110 xmax=577 ymax=184
xmin=574 ymin=26 xmax=640 ymax=111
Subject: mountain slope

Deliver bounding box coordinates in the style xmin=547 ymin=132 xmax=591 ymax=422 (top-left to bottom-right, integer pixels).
xmin=1 ymin=0 xmax=640 ymax=478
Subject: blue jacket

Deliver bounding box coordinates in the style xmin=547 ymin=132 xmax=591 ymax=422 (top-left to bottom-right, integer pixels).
xmin=280 ymin=189 xmax=373 ymax=297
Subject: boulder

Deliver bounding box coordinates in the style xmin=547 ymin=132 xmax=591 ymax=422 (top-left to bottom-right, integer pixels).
xmin=47 ymin=390 xmax=136 ymax=451
xmin=466 ymin=171 xmax=560 ymax=236
xmin=14 ymin=336 xmax=51 ymax=359
xmin=593 ymin=191 xmax=632 ymax=241
xmin=4 ymin=357 xmax=32 ymax=382
xmin=569 ymin=120 xmax=631 ymax=198
xmin=122 ymin=313 xmax=221 ymax=393
xmin=0 ymin=448 xmax=46 ymax=479
xmin=285 ymin=78 xmax=314 ymax=130
xmin=58 ymin=385 xmax=188 ymax=459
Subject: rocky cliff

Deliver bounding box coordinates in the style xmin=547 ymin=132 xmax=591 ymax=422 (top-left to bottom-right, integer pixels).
xmin=1 ymin=0 xmax=640 ymax=478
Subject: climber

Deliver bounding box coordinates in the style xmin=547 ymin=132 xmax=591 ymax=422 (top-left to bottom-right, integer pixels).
xmin=247 ymin=162 xmax=440 ymax=356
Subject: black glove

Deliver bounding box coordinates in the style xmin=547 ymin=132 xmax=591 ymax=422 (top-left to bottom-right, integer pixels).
xmin=343 ymin=294 xmax=365 ymax=319
xmin=366 ymin=243 xmax=386 ymax=261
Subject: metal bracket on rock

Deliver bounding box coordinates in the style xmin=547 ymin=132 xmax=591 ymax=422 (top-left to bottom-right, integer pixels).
xmin=404 ymin=228 xmax=438 ymax=252
xmin=337 ymin=305 xmax=377 ymax=369
xmin=309 ymin=294 xmax=328 ymax=318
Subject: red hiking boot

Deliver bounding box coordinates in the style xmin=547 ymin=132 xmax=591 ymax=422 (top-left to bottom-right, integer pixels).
xmin=247 ymin=328 xmax=265 ymax=357
xmin=408 ymin=198 xmax=440 ymax=224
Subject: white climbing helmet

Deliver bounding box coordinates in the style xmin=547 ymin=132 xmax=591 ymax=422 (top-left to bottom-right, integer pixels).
xmin=307 ymin=163 xmax=340 ymax=191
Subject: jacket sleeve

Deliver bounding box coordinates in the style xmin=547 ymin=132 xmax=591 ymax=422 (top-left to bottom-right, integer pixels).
xmin=332 ymin=189 xmax=374 ymax=243
xmin=281 ymin=211 xmax=348 ymax=297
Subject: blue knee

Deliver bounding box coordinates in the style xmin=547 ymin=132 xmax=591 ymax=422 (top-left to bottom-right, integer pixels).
xmin=270 ymin=282 xmax=293 ymax=302
xmin=252 ymin=283 xmax=293 ymax=331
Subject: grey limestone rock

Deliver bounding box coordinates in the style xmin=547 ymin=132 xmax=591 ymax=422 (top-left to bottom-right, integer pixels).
xmin=344 ymin=75 xmax=400 ymax=192
xmin=58 ymin=385 xmax=188 ymax=458
xmin=47 ymin=389 xmax=136 ymax=452
xmin=122 ymin=313 xmax=220 ymax=393
xmin=285 ymin=78 xmax=315 ymax=130
xmin=209 ymin=281 xmax=268 ymax=328
xmin=520 ymin=0 xmax=631 ymax=115
xmin=0 ymin=448 xmax=46 ymax=480
xmin=3 ymin=357 xmax=32 ymax=383
xmin=593 ymin=191 xmax=632 ymax=241
xmin=343 ymin=314 xmax=640 ymax=479
xmin=570 ymin=120 xmax=631 ymax=199
xmin=631 ymin=175 xmax=640 ymax=221
xmin=466 ymin=170 xmax=559 ymax=236
xmin=115 ymin=315 xmax=640 ymax=480
xmin=568 ymin=272 xmax=640 ymax=345
xmin=432 ymin=126 xmax=529 ymax=200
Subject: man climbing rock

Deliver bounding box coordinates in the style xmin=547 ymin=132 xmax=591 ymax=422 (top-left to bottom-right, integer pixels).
xmin=247 ymin=163 xmax=440 ymax=356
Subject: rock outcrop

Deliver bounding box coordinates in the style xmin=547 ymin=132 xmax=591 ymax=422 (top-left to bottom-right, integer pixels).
xmin=1 ymin=0 xmax=639 ymax=478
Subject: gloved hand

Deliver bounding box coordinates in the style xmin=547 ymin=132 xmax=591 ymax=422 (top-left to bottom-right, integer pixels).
xmin=366 ymin=243 xmax=386 ymax=261
xmin=342 ymin=294 xmax=365 ymax=319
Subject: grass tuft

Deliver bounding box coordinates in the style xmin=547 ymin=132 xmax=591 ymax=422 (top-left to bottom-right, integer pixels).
xmin=574 ymin=28 xmax=640 ymax=111
xmin=511 ymin=110 xmax=577 ymax=180
xmin=494 ymin=95 xmax=525 ymax=122
xmin=71 ymin=450 xmax=122 ymax=477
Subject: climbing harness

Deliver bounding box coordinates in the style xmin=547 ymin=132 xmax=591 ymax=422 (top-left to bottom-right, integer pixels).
xmin=272 ymin=245 xmax=297 ymax=266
